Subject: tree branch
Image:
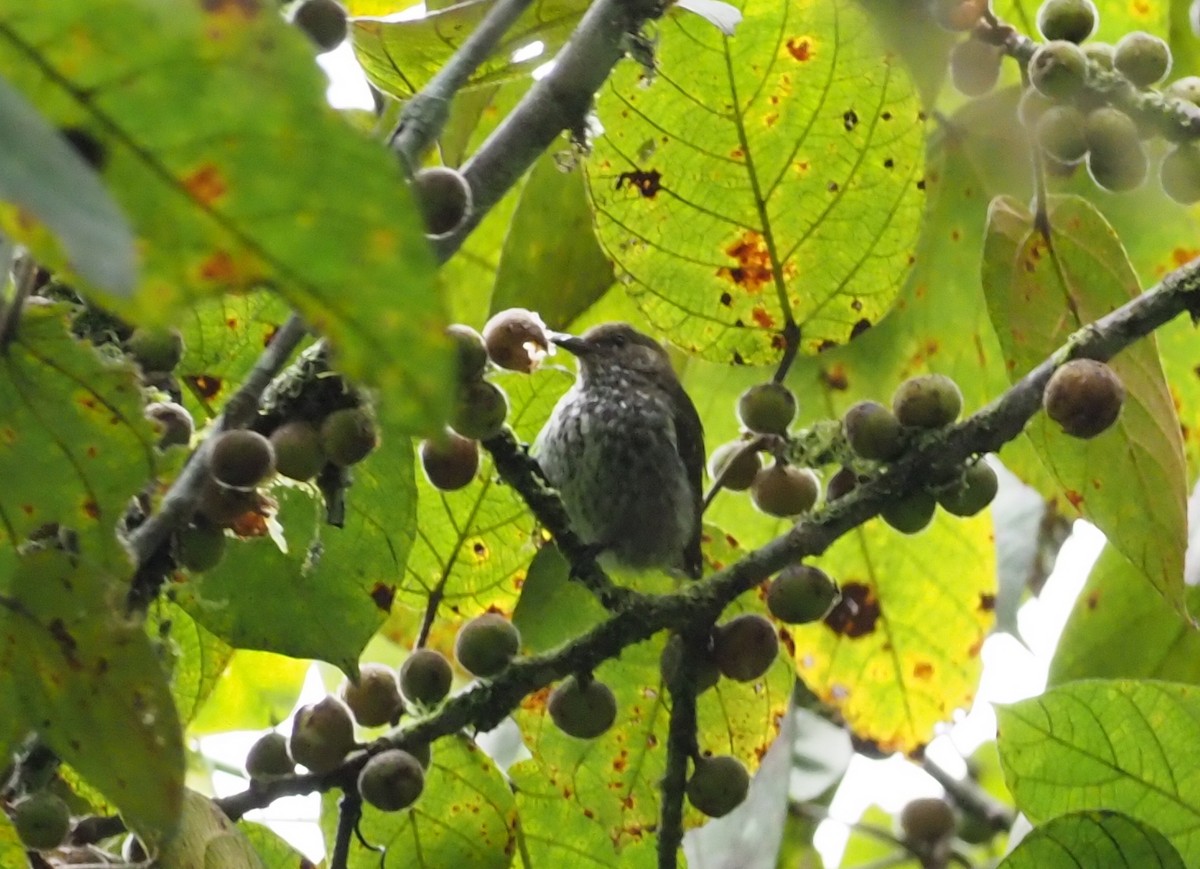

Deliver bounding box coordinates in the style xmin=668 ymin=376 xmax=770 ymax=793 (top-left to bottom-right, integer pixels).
xmin=657 ymin=630 xmax=705 ymax=869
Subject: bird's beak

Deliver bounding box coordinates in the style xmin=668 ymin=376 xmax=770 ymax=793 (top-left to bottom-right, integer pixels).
xmin=548 ymin=331 xmax=589 ymax=356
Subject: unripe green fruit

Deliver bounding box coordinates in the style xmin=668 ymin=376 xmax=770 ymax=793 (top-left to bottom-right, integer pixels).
xmin=419 ymin=433 xmax=479 ymax=490
xmin=270 ymin=421 xmax=325 ymax=481
xmin=737 ymin=383 xmax=797 ymax=435
xmin=288 ymin=696 xmax=356 ymax=774
xmin=843 ymin=400 xmax=904 ymax=461
xmin=320 ymin=406 xmax=378 ymax=466
xmin=712 ymin=614 xmax=779 ymax=682
xmin=447 ymin=324 xmax=489 ymax=382
xmin=1043 ymin=358 xmax=1124 ymax=438
xmin=881 ymin=490 xmax=937 ymax=534
xmin=412 ymin=166 xmax=472 ymax=237
xmin=454 ymin=613 xmax=520 ymax=677
xmin=174 ymin=522 xmax=226 ymax=573
xmin=548 ymin=676 xmax=618 ymax=739
xmin=145 ymin=400 xmax=194 ymax=449
xmin=196 ymin=475 xmax=259 ymax=526
xmin=1166 ymin=75 xmax=1200 ymax=105
xmin=1017 ymin=87 xmax=1054 ymax=129
xmin=399 ymin=648 xmax=453 ymax=706
xmin=766 ymin=564 xmax=839 ymax=624
xmin=340 ymin=663 xmax=404 ymax=728
xmin=900 ymin=797 xmax=956 ymax=845
xmin=127 ymin=327 xmax=184 ymax=373
xmin=1036 ymin=0 xmax=1097 ymax=43
xmin=1082 ymin=42 xmax=1115 ymax=70
xmin=929 ymin=0 xmax=986 ymax=31
xmin=750 ymin=463 xmax=820 ymax=517
xmin=707 ymin=440 xmax=762 ymax=491
xmin=949 ymin=39 xmax=1003 ymax=97
xmin=451 ymin=379 xmax=508 ymax=441
xmin=293 ymin=0 xmax=347 ymax=52
xmin=12 ymin=791 xmax=70 ymax=851
xmin=358 ymin=749 xmax=425 ymax=812
xmin=209 ymin=429 xmax=276 ymax=490
xmin=245 ymin=732 xmax=295 ymax=780
xmin=1085 ymin=108 xmax=1148 ymax=192
xmin=826 ymin=467 xmax=860 ymax=501
xmin=892 ymin=374 xmax=963 ymax=429
xmin=482 ymin=309 xmax=549 ymax=373
xmin=686 ymin=755 xmax=750 ymax=818
xmin=1029 ymin=40 xmax=1088 ymax=100
xmin=938 ymin=460 xmax=1000 ymax=517
xmin=1114 ymin=31 xmax=1171 ymax=87
xmin=1036 ymin=105 xmax=1088 ymax=164
xmin=659 ymin=635 xmax=720 ymax=693
xmin=1161 ymin=143 xmax=1200 ymax=204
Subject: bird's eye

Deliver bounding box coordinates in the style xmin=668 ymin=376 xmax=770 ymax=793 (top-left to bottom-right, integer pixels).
xmin=611 ymin=333 xmax=627 ymax=347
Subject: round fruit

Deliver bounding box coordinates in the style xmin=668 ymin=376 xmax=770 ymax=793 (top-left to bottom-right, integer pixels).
xmin=659 ymin=635 xmax=720 ymax=693
xmin=750 ymin=463 xmax=820 ymax=518
xmin=1017 ymin=88 xmax=1054 ymax=129
xmin=892 ymin=374 xmax=963 ymax=429
xmin=447 ymin=324 xmax=489 ymax=382
xmin=1161 ymin=143 xmax=1200 ymax=204
xmin=12 ymin=791 xmax=70 ymax=851
xmin=408 ymin=741 xmax=433 ymax=769
xmin=712 ymin=614 xmax=779 ymax=682
xmin=293 ymin=0 xmax=347 ymax=52
xmin=1043 ymin=358 xmax=1124 ymax=438
xmin=245 ymin=732 xmax=295 ymax=780
xmin=737 ymin=383 xmax=797 ymax=435
xmin=451 ymin=379 xmax=508 ymax=441
xmin=411 ymin=166 xmax=472 ymax=237
xmin=766 ymin=564 xmax=839 ymax=624
xmin=1036 ymin=105 xmax=1089 ymax=164
xmin=357 ymin=749 xmax=425 ymax=812
xmin=707 ymin=440 xmax=762 ymax=491
xmin=949 ymin=39 xmax=1003 ymax=97
xmin=482 ymin=308 xmax=550 ymax=373
xmin=1085 ymin=108 xmax=1148 ymax=192
xmin=843 ymin=400 xmax=904 ymax=461
xmin=340 ymin=663 xmax=404 ymax=728
xmin=288 ymin=696 xmax=356 ymax=774
xmin=196 ymin=475 xmax=259 ymax=526
xmin=1029 ymin=40 xmax=1088 ymax=100
xmin=900 ymin=797 xmax=956 ymax=845
xmin=174 ymin=522 xmax=226 ymax=572
xmin=127 ymin=327 xmax=184 ymax=373
xmin=938 ymin=460 xmax=1000 ymax=517
xmin=881 ymin=490 xmax=937 ymax=534
xmin=270 ymin=421 xmax=326 ymax=481
xmin=209 ymin=429 xmax=276 ymax=490
xmin=686 ymin=755 xmax=750 ymax=818
xmin=1082 ymin=42 xmax=1115 ymax=70
xmin=548 ymin=676 xmax=618 ymax=739
xmin=320 ymin=406 xmax=378 ymax=467
xmin=826 ymin=466 xmax=860 ymax=501
xmin=419 ymin=432 xmax=479 ymax=490
xmin=399 ymin=648 xmax=454 ymax=706
xmin=1036 ymin=0 xmax=1097 ymax=43
xmin=454 ymin=613 xmax=520 ymax=678
xmin=1166 ymin=75 xmax=1200 ymax=105
xmin=144 ymin=400 xmax=193 ymax=449
xmin=929 ymin=0 xmax=986 ymax=31
xmin=1114 ymin=31 xmax=1171 ymax=87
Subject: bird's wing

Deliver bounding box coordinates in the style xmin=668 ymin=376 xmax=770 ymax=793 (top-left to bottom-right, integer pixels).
xmin=669 ymin=380 xmax=706 ymax=578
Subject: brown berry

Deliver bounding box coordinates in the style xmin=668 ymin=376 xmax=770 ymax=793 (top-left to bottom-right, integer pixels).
xmin=482 ymin=308 xmax=550 ymax=373
xmin=881 ymin=490 xmax=937 ymax=534
xmin=447 ymin=324 xmax=489 ymax=382
xmin=293 ymin=0 xmax=347 ymax=52
xmin=419 ymin=432 xmax=479 ymax=490
xmin=712 ymin=614 xmax=779 ymax=682
xmin=320 ymin=406 xmax=378 ymax=466
xmin=454 ymin=613 xmax=520 ymax=678
xmin=938 ymin=460 xmax=999 ymax=517
xmin=245 ymin=732 xmax=295 ymax=780
xmin=750 ymin=463 xmax=820 ymax=517
xmin=451 ymin=379 xmax=508 ymax=441
xmin=686 ymin=755 xmax=750 ymax=818
xmin=548 ymin=676 xmax=618 ymax=739
xmin=270 ymin=420 xmax=326 ymax=481
xmin=900 ymin=797 xmax=956 ymax=845
xmin=358 ymin=749 xmax=425 ymax=811
xmin=340 ymin=663 xmax=404 ymax=728
xmin=892 ymin=374 xmax=962 ymax=429
xmin=766 ymin=564 xmax=839 ymax=624
xmin=399 ymin=648 xmax=454 ymax=706
xmin=737 ymin=383 xmax=797 ymax=435
xmin=145 ymin=400 xmax=193 ymax=449
xmin=1043 ymin=358 xmax=1124 ymax=438
xmin=288 ymin=696 xmax=356 ymax=774
xmin=209 ymin=429 xmax=276 ymax=490
xmin=411 ymin=166 xmax=472 ymax=237
xmin=844 ymin=400 xmax=904 ymax=461
xmin=707 ymin=440 xmax=762 ymax=491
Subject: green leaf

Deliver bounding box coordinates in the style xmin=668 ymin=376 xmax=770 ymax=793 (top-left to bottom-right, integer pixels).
xmin=188 ymin=650 xmax=308 ymax=735
xmin=240 ymin=821 xmax=320 ymax=869
xmin=512 ymin=544 xmax=607 ymax=653
xmin=981 ymin=195 xmax=1188 ymax=611
xmin=150 ymin=602 xmax=234 ymax=728
xmin=0 ymin=1 xmax=452 ymax=434
xmin=588 ymin=0 xmax=925 ymax=364
xmin=998 ymin=811 xmax=1184 ymax=869
xmin=159 ymin=789 xmax=264 ymax=869
xmin=0 ymin=550 xmax=184 ymax=843
xmin=996 ymin=679 xmax=1200 ymax=864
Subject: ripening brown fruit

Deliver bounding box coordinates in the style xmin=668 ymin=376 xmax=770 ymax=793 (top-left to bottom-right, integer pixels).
xmin=548 ymin=676 xmax=618 ymax=739
xmin=358 ymin=749 xmax=425 ymax=812
xmin=1114 ymin=31 xmax=1172 ymax=87
xmin=320 ymin=406 xmax=378 ymax=467
xmin=127 ymin=327 xmax=184 ymax=373
xmin=750 ymin=463 xmax=820 ymax=517
xmin=881 ymin=490 xmax=938 ymax=534
xmin=245 ymin=732 xmax=295 ymax=780
xmin=482 ymin=308 xmax=550 ymax=373
xmin=737 ymin=383 xmax=797 ymax=435
xmin=288 ymin=696 xmax=356 ymax=774
xmin=766 ymin=564 xmax=839 ymax=624
xmin=1085 ymin=108 xmax=1148 ymax=192
xmin=270 ymin=420 xmax=326 ymax=481
xmin=1036 ymin=0 xmax=1097 ymax=43
xmin=399 ymin=648 xmax=454 ymax=706
xmin=209 ymin=429 xmax=276 ymax=490
xmin=12 ymin=791 xmax=70 ymax=851
xmin=340 ymin=663 xmax=404 ymax=728
xmin=447 ymin=324 xmax=489 ymax=382
xmin=1160 ymin=143 xmax=1200 ymax=205
xmin=196 ymin=475 xmax=259 ymax=526
xmin=145 ymin=400 xmax=194 ymax=449
xmin=659 ymin=634 xmax=721 ymax=693
xmin=900 ymin=797 xmax=957 ymax=845
xmin=1036 ymin=105 xmax=1089 ymax=164
xmin=174 ymin=522 xmax=227 ymax=573
xmin=1029 ymin=40 xmax=1088 ymax=100
xmin=892 ymin=374 xmax=963 ymax=429
xmin=686 ymin=755 xmax=750 ymax=818
xmin=949 ymin=39 xmax=1003 ymax=97
xmin=712 ymin=614 xmax=779 ymax=682
xmin=707 ymin=440 xmax=762 ymax=491
xmin=1043 ymin=358 xmax=1125 ymax=438
xmin=419 ymin=432 xmax=480 ymax=490
xmin=451 ymin=380 xmax=508 ymax=441
xmin=929 ymin=0 xmax=986 ymax=31
xmin=938 ymin=460 xmax=1000 ymax=517
xmin=826 ymin=467 xmax=861 ymax=501
xmin=293 ymin=0 xmax=347 ymax=52
xmin=412 ymin=166 xmax=472 ymax=237
xmin=843 ymin=400 xmax=905 ymax=461
xmin=454 ymin=613 xmax=520 ymax=678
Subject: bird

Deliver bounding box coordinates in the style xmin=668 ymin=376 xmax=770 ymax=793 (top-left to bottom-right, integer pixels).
xmin=533 ymin=322 xmax=705 ymax=578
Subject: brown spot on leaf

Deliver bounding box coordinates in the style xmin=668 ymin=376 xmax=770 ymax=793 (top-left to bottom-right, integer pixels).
xmin=786 ymin=37 xmax=812 ymax=61
xmin=82 ymin=500 xmax=99 ymax=520
xmin=849 ymin=319 xmax=871 ymax=340
xmin=1064 ymin=489 xmax=1083 ymax=510
xmin=185 ymin=374 xmax=223 ymax=400
xmin=978 ymin=593 xmax=995 ymax=612
xmin=202 ymin=0 xmax=261 ymax=11
xmin=1086 ymin=591 xmax=1100 ymax=610
xmin=883 ymin=158 xmax=894 ymax=169
xmin=615 ymin=169 xmax=662 ymax=198
xmin=823 ymin=582 xmax=879 ymax=638
xmin=913 ymin=661 xmax=933 ymax=680
xmin=369 ymin=583 xmax=395 ymax=611
xmin=751 ymin=306 xmax=775 ymax=329
xmin=48 ymin=619 xmax=81 ymax=668
xmin=820 ymin=364 xmax=848 ymax=390
xmin=60 ymin=127 xmax=106 ymax=169
xmin=183 ymin=163 xmax=227 ymax=206
xmin=816 ymin=339 xmax=838 ymax=353
xmin=843 ymin=110 xmax=859 ymax=131
xmin=716 ymin=231 xmax=774 ymax=293
xmin=719 ymin=292 xmax=732 ymax=307
xmin=199 ymin=250 xmax=237 ymax=282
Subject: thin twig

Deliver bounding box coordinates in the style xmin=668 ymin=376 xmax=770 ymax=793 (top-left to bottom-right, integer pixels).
xmin=329 ymin=791 xmax=362 ymax=869
xmin=656 ymin=629 xmax=705 ymax=869
xmin=0 ymin=251 xmax=38 ymax=351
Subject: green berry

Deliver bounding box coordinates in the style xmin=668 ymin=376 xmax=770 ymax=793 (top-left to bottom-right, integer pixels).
xmin=293 ymin=0 xmax=347 ymax=52
xmin=144 ymin=400 xmax=194 ymax=449
xmin=548 ymin=676 xmax=618 ymax=739
xmin=320 ymin=406 xmax=378 ymax=466
xmin=826 ymin=467 xmax=860 ymax=501
xmin=686 ymin=755 xmax=750 ymax=818
xmin=358 ymin=749 xmax=425 ymax=811
xmin=1114 ymin=31 xmax=1171 ymax=87
xmin=1043 ymin=358 xmax=1124 ymax=438
xmin=288 ymin=696 xmax=356 ymax=774
xmin=881 ymin=490 xmax=937 ymax=534
xmin=707 ymin=440 xmax=762 ymax=491
xmin=1036 ymin=0 xmax=1097 ymax=43
xmin=412 ymin=166 xmax=472 ymax=237
xmin=1081 ymin=42 xmax=1115 ymax=71
xmin=447 ymin=324 xmax=489 ymax=382
xmin=1161 ymin=143 xmax=1200 ymax=204
xmin=712 ymin=614 xmax=779 ymax=682
xmin=844 ymin=400 xmax=904 ymax=461
xmin=451 ymin=379 xmax=508 ymax=441
xmin=1017 ymin=87 xmax=1055 ymax=129
xmin=900 ymin=797 xmax=956 ymax=845
xmin=174 ymin=522 xmax=227 ymax=572
xmin=399 ymin=648 xmax=454 ymax=706
xmin=482 ymin=309 xmax=549 ymax=373
xmin=270 ymin=420 xmax=326 ymax=481
xmin=750 ymin=463 xmax=820 ymax=517
xmin=1029 ymin=40 xmax=1088 ymax=100
xmin=659 ymin=635 xmax=720 ymax=693
xmin=949 ymin=39 xmax=1003 ymax=97
xmin=454 ymin=613 xmax=520 ymax=678
xmin=196 ymin=475 xmax=259 ymax=526
xmin=937 ymin=460 xmax=999 ymax=517
xmin=209 ymin=429 xmax=276 ymax=490
xmin=737 ymin=383 xmax=797 ymax=435
xmin=1036 ymin=106 xmax=1089 ymax=164
xmin=127 ymin=327 xmax=184 ymax=373
xmin=766 ymin=564 xmax=840 ymax=624
xmin=12 ymin=791 xmax=70 ymax=851
xmin=892 ymin=374 xmax=963 ymax=429
xmin=1085 ymin=108 xmax=1148 ymax=192
xmin=1166 ymin=75 xmax=1200 ymax=105
xmin=245 ymin=732 xmax=295 ymax=780
xmin=340 ymin=663 xmax=404 ymax=728
xmin=419 ymin=432 xmax=479 ymax=490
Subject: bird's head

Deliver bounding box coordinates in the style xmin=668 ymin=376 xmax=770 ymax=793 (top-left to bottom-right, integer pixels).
xmin=549 ymin=323 xmax=674 ymax=384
